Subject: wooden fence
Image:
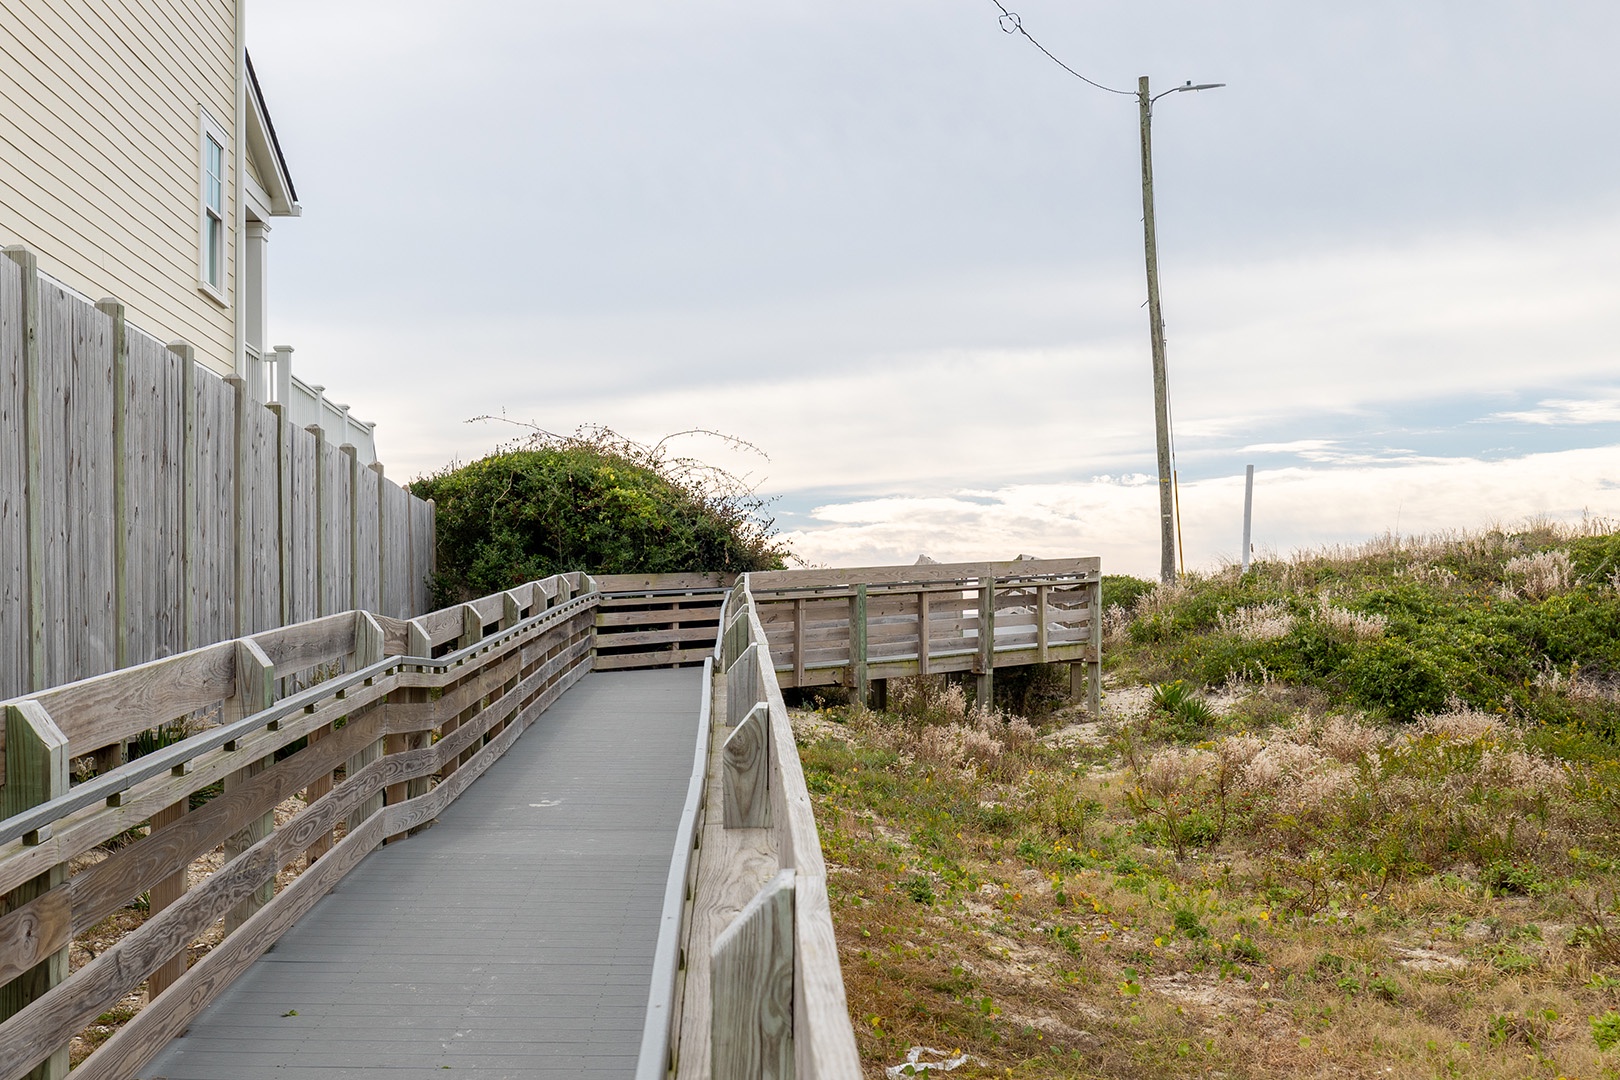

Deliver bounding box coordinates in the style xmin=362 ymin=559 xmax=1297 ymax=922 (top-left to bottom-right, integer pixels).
xmin=0 ymin=246 xmax=434 ymax=705
xmin=0 ymin=572 xmax=593 ymax=1080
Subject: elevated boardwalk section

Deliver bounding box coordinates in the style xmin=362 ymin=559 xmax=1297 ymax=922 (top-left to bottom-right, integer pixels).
xmin=146 ymin=668 xmax=702 ymax=1078
xmin=0 ymin=558 xmax=1098 ymax=1079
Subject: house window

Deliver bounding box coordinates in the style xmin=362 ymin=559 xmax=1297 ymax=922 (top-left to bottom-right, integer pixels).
xmin=199 ymin=111 xmax=228 ymax=301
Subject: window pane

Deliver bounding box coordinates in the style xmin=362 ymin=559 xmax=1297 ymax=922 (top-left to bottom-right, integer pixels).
xmin=206 ymin=216 xmax=222 ymax=288
xmin=205 ymin=135 xmax=223 ymax=212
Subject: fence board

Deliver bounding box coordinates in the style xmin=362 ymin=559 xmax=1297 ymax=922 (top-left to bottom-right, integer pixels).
xmin=380 ymin=480 xmax=411 ymax=620
xmin=320 ymin=444 xmax=351 ymax=617
xmin=0 ymin=262 xmax=433 ymax=702
xmin=285 ymin=426 xmax=319 ymax=625
xmin=0 ymin=259 xmax=23 ymax=698
xmin=353 ymin=461 xmax=380 ymax=614
xmin=192 ymin=375 xmax=236 ymax=647
xmin=238 ymin=400 xmax=279 ymax=636
xmin=122 ymin=333 xmax=183 ymax=668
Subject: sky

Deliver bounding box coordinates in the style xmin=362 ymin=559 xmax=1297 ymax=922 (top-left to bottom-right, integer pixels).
xmin=249 ymin=1 xmax=1620 ymax=578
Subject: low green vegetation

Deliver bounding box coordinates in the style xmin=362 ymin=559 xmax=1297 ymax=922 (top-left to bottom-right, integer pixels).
xmin=801 ymin=521 xmax=1620 ymax=1079
xmin=410 ymin=425 xmax=787 ymax=604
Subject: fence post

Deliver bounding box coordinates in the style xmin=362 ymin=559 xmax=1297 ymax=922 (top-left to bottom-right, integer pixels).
xmin=848 ymin=583 xmax=868 ymax=710
xmin=266 ymin=400 xmax=291 ymax=626
xmin=96 ymin=300 xmax=129 ymax=670
xmin=711 ymin=868 xmax=795 ymax=1080
xmin=92 ymin=299 xmax=132 ymax=778
xmin=307 ymin=424 xmax=328 ymax=615
xmin=1 ymin=701 xmax=70 ymax=1080
xmin=3 ymin=248 xmax=46 ymax=693
xmin=341 ymin=444 xmax=360 ymax=611
xmin=975 ymin=576 xmax=994 ymax=708
xmin=916 ymin=589 xmax=931 ymax=677
xmin=224 ymin=375 xmax=253 ymax=637
xmin=370 ymin=461 xmax=387 ymax=618
xmin=167 ymin=340 xmax=198 ymax=649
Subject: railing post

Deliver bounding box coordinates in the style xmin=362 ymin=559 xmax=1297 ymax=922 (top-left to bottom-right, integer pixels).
xmin=1088 ymin=576 xmax=1103 ymax=717
xmin=4 ymin=248 xmax=46 ymax=694
xmin=791 ymin=597 xmax=805 ymax=688
xmin=1036 ymin=583 xmax=1050 ymax=664
xmin=916 ymin=589 xmax=931 ymax=676
xmin=348 ymin=613 xmax=389 ymax=844
xmin=711 ymin=868 xmax=795 ymax=1080
xmin=726 ymin=643 xmax=761 ymax=728
xmin=223 ymin=638 xmax=276 ymax=934
xmin=461 ymin=603 xmax=483 ymax=651
xmin=723 ymin=702 xmax=769 ymax=828
xmin=1 ymin=701 xmax=70 ymax=1080
xmin=848 ymin=583 xmax=868 ymax=710
xmin=975 ymin=576 xmax=994 ymax=708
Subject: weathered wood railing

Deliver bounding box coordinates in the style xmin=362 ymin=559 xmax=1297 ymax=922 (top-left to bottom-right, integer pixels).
xmin=0 ymin=572 xmax=595 ymax=1080
xmin=751 ymin=558 xmax=1103 ymax=712
xmin=667 ymin=574 xmax=862 ymax=1079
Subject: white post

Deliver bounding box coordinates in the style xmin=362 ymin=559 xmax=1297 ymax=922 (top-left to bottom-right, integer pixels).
xmin=1241 ymin=464 xmax=1255 ymax=575
xmin=272 ymin=344 xmax=293 ymax=406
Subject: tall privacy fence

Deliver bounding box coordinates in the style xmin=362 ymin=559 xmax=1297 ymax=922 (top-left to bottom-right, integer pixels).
xmin=0 ymin=246 xmax=434 ymax=704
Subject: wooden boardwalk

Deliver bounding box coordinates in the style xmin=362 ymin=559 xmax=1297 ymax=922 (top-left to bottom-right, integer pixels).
xmin=143 ymin=668 xmax=703 ymax=1079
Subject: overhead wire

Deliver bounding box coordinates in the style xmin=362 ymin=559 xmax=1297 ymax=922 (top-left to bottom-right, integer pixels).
xmin=986 ymin=1 xmax=1189 ymax=574
xmin=986 ymin=1 xmax=1134 ymax=97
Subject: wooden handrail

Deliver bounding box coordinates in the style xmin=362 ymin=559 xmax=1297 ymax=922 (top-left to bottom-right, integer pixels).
xmin=0 ymin=573 xmax=597 ymax=1080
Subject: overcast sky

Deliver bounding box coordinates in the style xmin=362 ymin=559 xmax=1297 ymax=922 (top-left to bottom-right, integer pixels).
xmin=250 ymin=1 xmax=1620 ymax=577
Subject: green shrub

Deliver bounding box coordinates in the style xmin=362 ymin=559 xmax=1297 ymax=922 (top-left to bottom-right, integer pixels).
xmin=411 ymin=426 xmax=787 ymax=603
xmin=1343 ymin=639 xmax=1448 ymax=719
xmin=1592 ymin=1010 xmax=1620 ymax=1052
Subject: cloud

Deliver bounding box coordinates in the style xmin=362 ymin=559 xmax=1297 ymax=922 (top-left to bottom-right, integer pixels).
xmin=1487 ymin=397 xmax=1620 ymax=426
xmin=782 ymin=445 xmax=1620 ymax=578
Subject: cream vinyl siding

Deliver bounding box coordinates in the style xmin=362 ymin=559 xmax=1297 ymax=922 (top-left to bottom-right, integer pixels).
xmin=0 ymin=0 xmax=239 ymax=374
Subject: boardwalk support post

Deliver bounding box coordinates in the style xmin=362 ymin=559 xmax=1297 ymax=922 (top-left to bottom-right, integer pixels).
xmin=711 ymin=868 xmax=795 ymax=1080
xmin=1 ymin=700 xmax=70 ymax=1080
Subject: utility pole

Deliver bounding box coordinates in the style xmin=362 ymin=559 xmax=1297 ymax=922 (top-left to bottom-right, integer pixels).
xmin=1138 ymin=75 xmax=1176 ymax=585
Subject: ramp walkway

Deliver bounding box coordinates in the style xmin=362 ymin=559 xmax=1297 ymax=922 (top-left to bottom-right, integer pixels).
xmin=144 ymin=667 xmax=702 ymax=1079
xmin=0 ymin=560 xmax=1098 ymax=1079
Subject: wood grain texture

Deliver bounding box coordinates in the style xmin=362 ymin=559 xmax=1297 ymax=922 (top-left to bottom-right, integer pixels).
xmin=70 ymin=811 xmax=388 ymax=1080
xmin=0 ymin=700 xmax=69 ymax=1080
xmin=0 ymin=258 xmax=27 ymax=702
xmin=710 ymin=868 xmax=795 ymax=1080
xmin=0 ymin=890 xmax=68 ymax=987
xmin=677 ymin=684 xmax=780 ymax=1080
xmin=723 ymin=703 xmax=769 ymax=829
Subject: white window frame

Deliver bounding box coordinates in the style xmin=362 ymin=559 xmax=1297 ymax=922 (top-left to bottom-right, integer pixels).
xmin=197 ymin=109 xmax=230 ymax=306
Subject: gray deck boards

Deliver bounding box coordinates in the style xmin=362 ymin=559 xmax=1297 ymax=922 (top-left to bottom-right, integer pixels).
xmin=143 ymin=667 xmax=704 ymax=1080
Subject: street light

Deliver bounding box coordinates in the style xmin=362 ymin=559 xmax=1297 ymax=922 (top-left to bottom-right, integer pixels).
xmin=1138 ymin=77 xmax=1223 ymax=584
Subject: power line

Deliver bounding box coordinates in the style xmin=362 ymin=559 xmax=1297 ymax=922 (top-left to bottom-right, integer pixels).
xmin=987 ymin=1 xmax=1134 ymax=97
